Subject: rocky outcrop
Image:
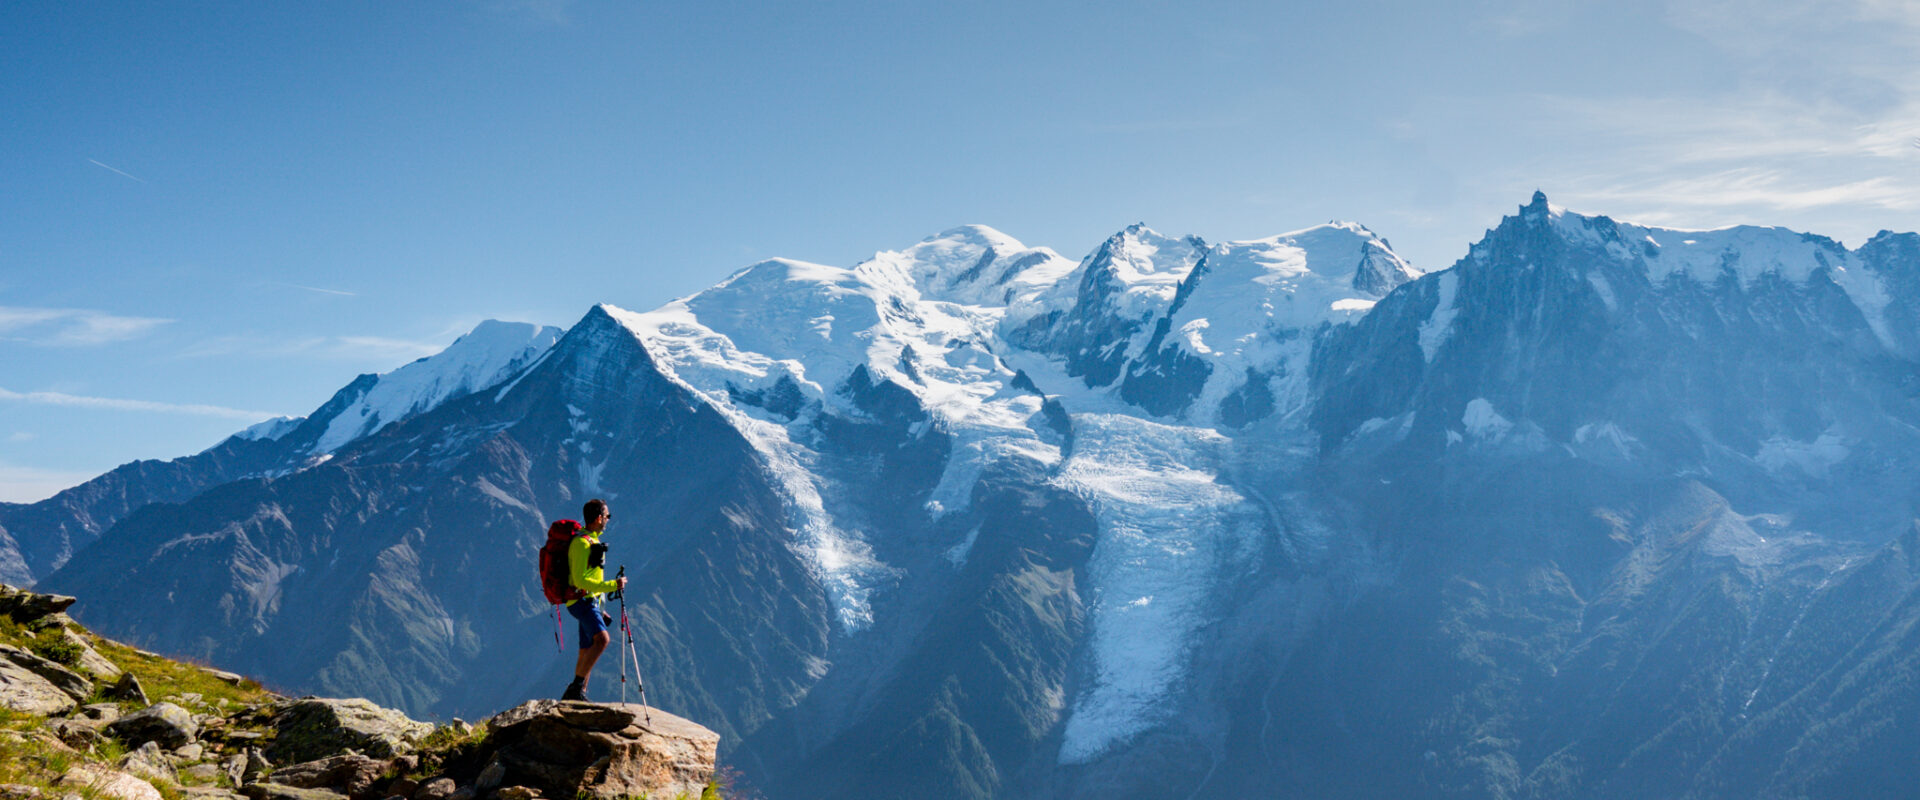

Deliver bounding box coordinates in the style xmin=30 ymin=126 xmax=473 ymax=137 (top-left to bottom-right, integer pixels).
xmin=267 ymin=753 xmax=390 ymax=800
xmin=0 ymin=645 xmax=92 ymax=702
xmin=268 ymin=698 xmax=432 ymax=764
xmin=0 ymin=588 xmax=75 ymax=623
xmin=106 ymin=701 xmax=198 ymax=749
xmin=483 ymin=701 xmax=718 ymax=800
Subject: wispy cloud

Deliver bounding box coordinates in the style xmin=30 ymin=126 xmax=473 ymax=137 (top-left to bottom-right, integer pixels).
xmin=269 ymin=282 xmax=357 ymax=297
xmin=179 ymin=334 xmax=444 ymax=364
xmin=86 ymin=158 xmax=147 ymax=183
xmin=0 ymin=306 xmax=172 ymax=346
xmin=0 ymin=461 xmax=99 ymax=504
xmin=0 ymin=387 xmax=282 ymax=421
xmin=1580 ymin=169 xmax=1920 ymax=215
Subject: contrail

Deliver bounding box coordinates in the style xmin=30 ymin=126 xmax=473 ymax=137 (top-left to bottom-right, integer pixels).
xmin=87 ymin=158 xmax=147 ymax=183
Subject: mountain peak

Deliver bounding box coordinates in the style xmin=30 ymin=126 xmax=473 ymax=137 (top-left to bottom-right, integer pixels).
xmin=308 ymin=318 xmax=562 ymax=453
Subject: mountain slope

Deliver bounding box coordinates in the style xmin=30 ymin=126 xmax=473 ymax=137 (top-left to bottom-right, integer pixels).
xmin=21 ymin=197 xmax=1920 ymax=799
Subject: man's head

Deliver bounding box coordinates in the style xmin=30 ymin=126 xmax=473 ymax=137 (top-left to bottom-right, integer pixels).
xmin=583 ymin=498 xmax=610 ymax=531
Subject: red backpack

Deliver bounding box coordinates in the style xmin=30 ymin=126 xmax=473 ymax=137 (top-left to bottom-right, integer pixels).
xmin=539 ymin=519 xmax=587 ymax=605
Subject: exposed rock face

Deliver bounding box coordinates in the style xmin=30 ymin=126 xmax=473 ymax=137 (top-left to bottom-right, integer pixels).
xmin=119 ymin=741 xmax=176 ymax=783
xmin=485 ymin=701 xmax=717 ymax=800
xmin=268 ymin=753 xmax=390 ymax=800
xmin=0 ymin=587 xmax=75 ymax=622
xmin=0 ymin=658 xmax=74 ymax=716
xmin=268 ymin=698 xmax=432 ymax=764
xmin=239 ymin=784 xmax=347 ymax=800
xmin=106 ymin=702 xmax=198 ymax=749
xmin=0 ymin=645 xmax=92 ymax=701
xmin=56 ymin=765 xmax=162 ymax=800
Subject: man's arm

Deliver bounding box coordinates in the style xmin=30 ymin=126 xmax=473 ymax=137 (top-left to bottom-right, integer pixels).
xmin=568 ymin=536 xmax=622 ymax=594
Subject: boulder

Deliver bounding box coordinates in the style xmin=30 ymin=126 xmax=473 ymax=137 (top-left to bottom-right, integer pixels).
xmin=221 ymin=754 xmax=248 ymax=788
xmin=182 ymin=764 xmax=224 ymax=783
xmin=490 ymin=788 xmax=538 ymax=800
xmin=0 ymin=645 xmax=93 ymax=702
xmin=410 ymin=779 xmax=454 ymax=800
xmin=59 ymin=629 xmax=121 ymax=681
xmin=179 ymin=789 xmax=244 ymax=800
xmin=110 ymin=673 xmax=151 ymax=706
xmin=78 ymin=703 xmax=123 ymax=723
xmin=268 ymin=753 xmax=391 ymax=800
xmin=176 ymin=743 xmax=206 ymax=761
xmin=120 ymin=741 xmax=177 ymax=784
xmin=0 ymin=785 xmax=43 ymax=800
xmin=483 ymin=702 xmax=717 ymax=800
xmin=56 ymin=765 xmax=161 ymax=800
xmin=0 ymin=658 xmax=76 ymax=716
xmin=42 ymin=719 xmax=104 ymax=750
xmin=245 ymin=748 xmax=274 ymax=783
xmin=107 ymin=702 xmax=199 ymax=749
xmin=269 ymin=699 xmax=432 ymax=764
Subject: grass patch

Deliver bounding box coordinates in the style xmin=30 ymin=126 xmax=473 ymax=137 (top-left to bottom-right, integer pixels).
xmin=88 ymin=638 xmax=274 ymax=710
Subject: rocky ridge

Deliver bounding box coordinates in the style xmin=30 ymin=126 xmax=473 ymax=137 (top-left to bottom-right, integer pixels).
xmin=0 ymin=586 xmax=722 ymax=800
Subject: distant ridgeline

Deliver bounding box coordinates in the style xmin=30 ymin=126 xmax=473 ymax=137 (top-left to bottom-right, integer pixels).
xmin=6 ymin=193 xmax=1920 ymax=799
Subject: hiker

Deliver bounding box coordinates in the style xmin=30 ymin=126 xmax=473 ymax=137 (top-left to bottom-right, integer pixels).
xmin=562 ymin=498 xmax=627 ymax=701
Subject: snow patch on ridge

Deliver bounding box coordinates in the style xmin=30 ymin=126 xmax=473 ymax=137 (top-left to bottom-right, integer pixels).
xmin=1755 ymin=430 xmax=1852 ymax=479
xmin=313 ymin=320 xmax=562 ymax=454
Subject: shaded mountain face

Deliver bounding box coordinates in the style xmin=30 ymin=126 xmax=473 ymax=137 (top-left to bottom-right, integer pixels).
xmin=29 ymin=198 xmax=1920 ymax=800
xmin=0 ymin=321 xmax=560 ymax=586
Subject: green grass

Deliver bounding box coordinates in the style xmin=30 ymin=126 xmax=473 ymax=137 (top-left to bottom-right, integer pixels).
xmin=87 ymin=637 xmax=274 ymax=710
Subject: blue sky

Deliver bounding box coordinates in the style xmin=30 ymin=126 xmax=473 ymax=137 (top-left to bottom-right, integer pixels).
xmin=3 ymin=0 xmax=1916 ymax=502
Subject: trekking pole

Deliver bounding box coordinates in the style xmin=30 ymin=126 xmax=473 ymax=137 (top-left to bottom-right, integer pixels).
xmin=614 ymin=565 xmax=651 ymax=724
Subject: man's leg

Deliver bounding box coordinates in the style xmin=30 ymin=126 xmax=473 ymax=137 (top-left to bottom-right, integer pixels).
xmin=564 ymin=598 xmax=611 ymax=700
xmin=575 ymin=631 xmax=610 ymax=679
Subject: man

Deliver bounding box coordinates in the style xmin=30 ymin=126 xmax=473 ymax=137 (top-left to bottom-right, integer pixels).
xmin=562 ymin=498 xmax=627 ymax=701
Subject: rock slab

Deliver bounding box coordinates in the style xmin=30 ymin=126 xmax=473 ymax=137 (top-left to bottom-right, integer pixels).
xmin=0 ymin=659 xmax=74 ymax=716
xmin=107 ymin=702 xmax=199 ymax=749
xmin=485 ymin=701 xmax=717 ymax=800
xmin=269 ymin=753 xmax=391 ymax=800
xmin=56 ymin=765 xmax=161 ymax=800
xmin=270 ymin=699 xmax=432 ymax=764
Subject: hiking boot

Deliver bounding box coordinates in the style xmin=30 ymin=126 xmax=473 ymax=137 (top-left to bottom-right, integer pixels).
xmin=562 ymin=677 xmax=587 ymax=701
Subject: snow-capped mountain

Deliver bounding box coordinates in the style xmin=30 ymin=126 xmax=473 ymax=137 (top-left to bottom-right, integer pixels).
xmin=0 ymin=320 xmax=560 ymax=584
xmin=25 ymin=195 xmax=1920 ymax=800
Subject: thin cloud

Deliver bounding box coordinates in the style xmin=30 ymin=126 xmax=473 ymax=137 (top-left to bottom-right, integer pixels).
xmin=179 ymin=333 xmax=444 ymax=364
xmin=0 ymin=387 xmax=282 ymax=421
xmin=336 ymin=336 xmax=443 ymax=362
xmin=1582 ymin=169 xmax=1920 ymax=215
xmin=86 ymin=158 xmax=147 ymax=183
xmin=270 ymin=282 xmax=357 ymax=297
xmin=0 ymin=306 xmax=172 ymax=346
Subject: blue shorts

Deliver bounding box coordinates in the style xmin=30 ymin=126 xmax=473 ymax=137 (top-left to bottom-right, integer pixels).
xmin=567 ymin=597 xmax=611 ymax=649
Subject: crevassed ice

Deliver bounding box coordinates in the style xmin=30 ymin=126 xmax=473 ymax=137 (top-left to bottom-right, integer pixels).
xmin=1056 ymin=415 xmax=1264 ymax=763
xmin=1418 ymin=271 xmax=1460 ymax=363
